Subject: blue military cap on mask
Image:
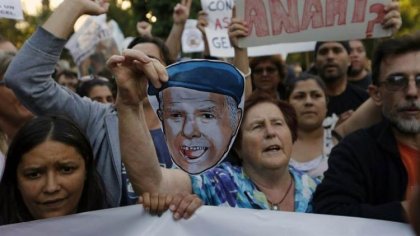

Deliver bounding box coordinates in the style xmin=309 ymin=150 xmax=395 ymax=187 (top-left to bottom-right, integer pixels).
xmin=147 ymin=59 xmax=245 ymax=105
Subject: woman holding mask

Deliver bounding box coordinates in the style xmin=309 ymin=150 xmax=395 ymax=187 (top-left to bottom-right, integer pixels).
xmin=114 ymin=55 xmax=319 ymax=212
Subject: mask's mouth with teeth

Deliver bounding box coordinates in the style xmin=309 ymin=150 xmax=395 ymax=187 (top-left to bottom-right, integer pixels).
xmin=180 ymin=146 xmax=208 ymax=160
xmin=263 ymin=145 xmax=281 ymax=153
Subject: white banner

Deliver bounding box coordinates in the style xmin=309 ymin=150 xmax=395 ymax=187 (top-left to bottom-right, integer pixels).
xmin=0 ymin=0 xmax=23 ymax=20
xmin=0 ymin=205 xmax=414 ymax=236
xmin=237 ymin=0 xmax=392 ymax=48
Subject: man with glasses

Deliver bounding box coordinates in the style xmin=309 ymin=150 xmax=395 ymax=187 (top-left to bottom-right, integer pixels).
xmin=312 ymin=33 xmax=420 ymax=222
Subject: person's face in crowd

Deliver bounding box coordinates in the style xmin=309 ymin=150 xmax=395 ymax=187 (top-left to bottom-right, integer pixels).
xmin=252 ymin=60 xmax=280 ymax=91
xmin=238 ymin=102 xmax=293 ymax=172
xmin=0 ymin=77 xmax=33 ymax=126
xmin=88 ymin=85 xmax=114 ymax=104
xmin=17 ymin=140 xmax=86 ymax=220
xmin=57 ymin=75 xmax=79 ymax=92
xmin=0 ymin=41 xmax=17 ymax=53
xmin=288 ymin=79 xmax=327 ymax=131
xmin=315 ymin=42 xmax=350 ymax=84
xmin=293 ymin=64 xmax=303 ymax=78
xmin=160 ymin=87 xmax=238 ymax=174
xmin=349 ymin=40 xmax=368 ymax=75
xmin=374 ymin=51 xmax=420 ymax=134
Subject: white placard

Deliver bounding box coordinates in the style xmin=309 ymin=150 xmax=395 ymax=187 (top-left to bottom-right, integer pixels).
xmin=237 ymin=0 xmax=392 ymax=48
xmin=201 ymin=0 xmax=234 ymax=57
xmin=182 ymin=19 xmax=205 ymax=53
xmin=65 ymin=15 xmax=113 ymax=66
xmin=200 ymin=0 xmax=317 ymax=58
xmin=0 ymin=0 xmax=23 ymax=20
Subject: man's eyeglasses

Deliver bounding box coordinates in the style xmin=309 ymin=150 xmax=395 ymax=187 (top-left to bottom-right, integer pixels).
xmin=253 ymin=67 xmax=278 ymax=75
xmin=380 ymin=74 xmax=420 ymax=91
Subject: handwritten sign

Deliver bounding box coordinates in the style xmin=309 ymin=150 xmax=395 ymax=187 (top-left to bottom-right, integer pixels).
xmin=201 ymin=0 xmax=234 ymax=57
xmin=0 ymin=0 xmax=23 ymax=20
xmin=200 ymin=0 xmax=315 ymax=58
xmin=182 ymin=19 xmax=205 ymax=53
xmin=65 ymin=15 xmax=119 ymax=76
xmin=237 ymin=0 xmax=392 ymax=48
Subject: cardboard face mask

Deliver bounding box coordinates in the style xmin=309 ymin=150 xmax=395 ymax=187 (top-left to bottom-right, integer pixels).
xmin=148 ymin=60 xmax=245 ymax=174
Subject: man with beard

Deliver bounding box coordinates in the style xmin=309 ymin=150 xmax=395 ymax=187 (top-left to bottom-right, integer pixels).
xmin=314 ymin=41 xmax=369 ymax=116
xmin=312 ymin=32 xmax=420 ymax=222
xmin=348 ymin=40 xmax=372 ymax=90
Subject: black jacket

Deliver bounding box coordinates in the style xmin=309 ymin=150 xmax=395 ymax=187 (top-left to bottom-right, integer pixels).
xmin=313 ymin=119 xmax=408 ymax=222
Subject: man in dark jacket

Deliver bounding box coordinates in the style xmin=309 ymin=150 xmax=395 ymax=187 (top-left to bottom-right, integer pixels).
xmin=313 ymin=32 xmax=420 ymax=222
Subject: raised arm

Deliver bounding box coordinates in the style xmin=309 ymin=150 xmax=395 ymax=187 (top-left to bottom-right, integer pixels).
xmin=334 ymin=98 xmax=381 ymax=138
xmin=228 ymin=17 xmax=252 ymax=99
xmin=4 ymin=0 xmax=111 ymax=130
xmin=3 ymin=0 xmax=127 ymax=207
xmin=383 ymin=0 xmax=402 ymax=34
xmin=43 ymin=0 xmax=108 ymax=39
xmin=165 ymin=0 xmax=192 ymax=61
xmin=196 ymin=11 xmax=211 ymax=58
xmin=109 ymin=49 xmax=192 ymax=195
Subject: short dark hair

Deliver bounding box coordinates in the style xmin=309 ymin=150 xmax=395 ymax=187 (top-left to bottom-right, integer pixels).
xmin=55 ymin=69 xmax=77 ymax=82
xmin=372 ymin=31 xmax=420 ymax=85
xmin=0 ymin=116 xmax=108 ymax=224
xmin=250 ymin=55 xmax=286 ymax=89
xmin=77 ymin=78 xmax=115 ymax=99
xmin=314 ymin=41 xmax=351 ymax=59
xmin=285 ymin=73 xmax=328 ymax=102
xmin=127 ymin=36 xmax=174 ymax=66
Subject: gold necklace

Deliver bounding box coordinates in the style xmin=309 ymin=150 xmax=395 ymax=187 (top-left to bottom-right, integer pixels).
xmin=267 ymin=177 xmax=293 ymax=211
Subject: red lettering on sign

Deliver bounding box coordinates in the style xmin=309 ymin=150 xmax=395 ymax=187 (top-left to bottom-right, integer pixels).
xmin=352 ymin=0 xmax=367 ymax=23
xmin=244 ymin=0 xmax=270 ymax=37
xmin=270 ymin=0 xmax=300 ymax=35
xmin=366 ymin=3 xmax=385 ymax=38
xmin=325 ymin=0 xmax=347 ymax=27
xmin=301 ymin=0 xmax=324 ymax=30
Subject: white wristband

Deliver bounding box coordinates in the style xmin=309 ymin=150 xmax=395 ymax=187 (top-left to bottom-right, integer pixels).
xmin=242 ymin=67 xmax=251 ymax=78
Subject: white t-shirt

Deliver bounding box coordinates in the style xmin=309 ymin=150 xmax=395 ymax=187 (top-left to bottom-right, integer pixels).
xmin=289 ymin=114 xmax=339 ymax=180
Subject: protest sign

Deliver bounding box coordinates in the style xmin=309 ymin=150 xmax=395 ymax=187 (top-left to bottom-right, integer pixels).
xmin=0 ymin=205 xmax=414 ymax=236
xmin=182 ymin=19 xmax=205 ymax=53
xmin=0 ymin=0 xmax=23 ymax=20
xmin=65 ymin=15 xmax=119 ymax=76
xmin=236 ymin=0 xmax=392 ymax=48
xmin=200 ymin=0 xmax=316 ymax=58
xmin=201 ymin=0 xmax=234 ymax=57
xmin=248 ymin=41 xmax=316 ymax=58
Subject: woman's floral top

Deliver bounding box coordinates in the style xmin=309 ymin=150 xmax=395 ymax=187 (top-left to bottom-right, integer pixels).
xmin=190 ymin=162 xmax=320 ymax=212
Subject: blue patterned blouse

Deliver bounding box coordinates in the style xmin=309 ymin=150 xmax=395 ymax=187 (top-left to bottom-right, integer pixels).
xmin=190 ymin=162 xmax=319 ymax=212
